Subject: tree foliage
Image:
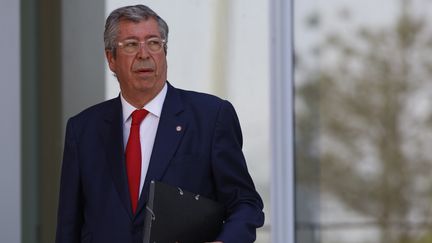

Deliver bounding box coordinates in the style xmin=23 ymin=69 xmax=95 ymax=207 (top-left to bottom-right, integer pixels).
xmin=296 ymin=0 xmax=432 ymax=242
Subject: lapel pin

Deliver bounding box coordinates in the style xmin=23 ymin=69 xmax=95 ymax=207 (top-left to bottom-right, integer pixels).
xmin=176 ymin=126 xmax=182 ymax=132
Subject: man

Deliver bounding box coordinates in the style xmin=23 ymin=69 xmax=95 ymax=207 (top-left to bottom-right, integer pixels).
xmin=56 ymin=4 xmax=264 ymax=243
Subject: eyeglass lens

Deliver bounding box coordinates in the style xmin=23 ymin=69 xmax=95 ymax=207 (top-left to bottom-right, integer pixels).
xmin=119 ymin=38 xmax=164 ymax=54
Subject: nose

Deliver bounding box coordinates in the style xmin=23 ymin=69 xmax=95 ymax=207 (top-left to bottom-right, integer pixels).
xmin=136 ymin=42 xmax=150 ymax=59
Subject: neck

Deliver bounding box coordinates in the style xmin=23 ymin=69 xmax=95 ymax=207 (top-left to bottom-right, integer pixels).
xmin=122 ymin=95 xmax=151 ymax=109
xmin=121 ymin=82 xmax=166 ymax=109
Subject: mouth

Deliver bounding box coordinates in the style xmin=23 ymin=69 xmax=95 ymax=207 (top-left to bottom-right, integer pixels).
xmin=134 ymin=67 xmax=154 ymax=73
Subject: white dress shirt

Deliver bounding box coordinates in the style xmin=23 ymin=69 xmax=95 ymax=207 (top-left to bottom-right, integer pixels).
xmin=120 ymin=82 xmax=168 ymax=197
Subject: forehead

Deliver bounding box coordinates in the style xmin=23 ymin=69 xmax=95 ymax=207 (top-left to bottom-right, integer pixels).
xmin=117 ymin=18 xmax=161 ymax=40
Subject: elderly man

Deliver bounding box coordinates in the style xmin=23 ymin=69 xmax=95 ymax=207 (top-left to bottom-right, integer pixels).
xmin=56 ymin=4 xmax=264 ymax=243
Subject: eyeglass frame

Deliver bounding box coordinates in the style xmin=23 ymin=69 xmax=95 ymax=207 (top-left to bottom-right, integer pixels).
xmin=116 ymin=37 xmax=167 ymax=55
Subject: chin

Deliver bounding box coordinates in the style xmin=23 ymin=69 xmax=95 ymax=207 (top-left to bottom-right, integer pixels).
xmin=136 ymin=80 xmax=163 ymax=92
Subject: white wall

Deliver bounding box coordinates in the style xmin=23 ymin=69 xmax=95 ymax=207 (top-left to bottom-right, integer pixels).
xmin=0 ymin=0 xmax=21 ymax=242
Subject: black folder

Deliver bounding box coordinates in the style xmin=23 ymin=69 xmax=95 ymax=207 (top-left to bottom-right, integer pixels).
xmin=143 ymin=181 xmax=226 ymax=243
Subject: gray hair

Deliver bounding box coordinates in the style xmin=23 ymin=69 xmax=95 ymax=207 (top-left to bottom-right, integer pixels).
xmin=104 ymin=5 xmax=169 ymax=57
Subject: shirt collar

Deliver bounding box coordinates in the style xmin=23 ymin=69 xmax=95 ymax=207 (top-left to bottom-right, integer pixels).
xmin=121 ymin=82 xmax=168 ymax=123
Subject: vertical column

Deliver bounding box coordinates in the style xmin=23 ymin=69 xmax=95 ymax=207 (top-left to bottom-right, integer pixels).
xmin=0 ymin=0 xmax=21 ymax=242
xmin=20 ymin=0 xmax=106 ymax=242
xmin=38 ymin=0 xmax=62 ymax=242
xmin=270 ymin=0 xmax=295 ymax=243
xmin=62 ymin=0 xmax=106 ymax=123
xmin=21 ymin=0 xmax=39 ymax=241
xmin=210 ymin=0 xmax=230 ymax=98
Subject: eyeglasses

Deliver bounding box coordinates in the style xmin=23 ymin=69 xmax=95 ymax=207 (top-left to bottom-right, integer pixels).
xmin=117 ymin=37 xmax=166 ymax=54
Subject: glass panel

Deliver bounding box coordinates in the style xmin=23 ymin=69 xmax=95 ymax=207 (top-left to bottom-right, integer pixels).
xmin=105 ymin=1 xmax=271 ymax=241
xmin=294 ymin=0 xmax=432 ymax=242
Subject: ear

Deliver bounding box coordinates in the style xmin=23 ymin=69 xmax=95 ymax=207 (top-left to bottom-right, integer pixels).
xmin=105 ymin=49 xmax=116 ymax=73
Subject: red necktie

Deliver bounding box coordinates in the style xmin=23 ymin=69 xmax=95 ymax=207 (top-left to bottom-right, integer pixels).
xmin=126 ymin=109 xmax=149 ymax=214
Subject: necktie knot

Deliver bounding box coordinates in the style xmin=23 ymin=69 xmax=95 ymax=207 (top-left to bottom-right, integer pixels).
xmin=131 ymin=109 xmax=149 ymax=125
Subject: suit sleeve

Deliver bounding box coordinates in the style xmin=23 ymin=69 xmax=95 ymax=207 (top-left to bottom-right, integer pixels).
xmin=56 ymin=118 xmax=83 ymax=243
xmin=211 ymin=100 xmax=265 ymax=243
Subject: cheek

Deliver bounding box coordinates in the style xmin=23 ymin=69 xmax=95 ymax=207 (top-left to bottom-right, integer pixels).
xmin=116 ymin=59 xmax=133 ymax=74
xmin=152 ymin=53 xmax=165 ymax=65
xmin=156 ymin=57 xmax=167 ymax=70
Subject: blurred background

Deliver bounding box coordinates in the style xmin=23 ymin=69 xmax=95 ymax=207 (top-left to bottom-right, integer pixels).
xmin=295 ymin=0 xmax=432 ymax=242
xmin=3 ymin=0 xmax=432 ymax=242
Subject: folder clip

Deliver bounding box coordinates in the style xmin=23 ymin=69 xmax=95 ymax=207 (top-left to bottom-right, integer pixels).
xmin=177 ymin=187 xmax=184 ymax=195
xmin=177 ymin=186 xmax=201 ymax=200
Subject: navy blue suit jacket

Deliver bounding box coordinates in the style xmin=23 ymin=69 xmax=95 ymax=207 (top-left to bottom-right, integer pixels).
xmin=56 ymin=83 xmax=264 ymax=243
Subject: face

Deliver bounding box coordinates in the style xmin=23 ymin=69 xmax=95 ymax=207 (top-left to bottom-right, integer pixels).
xmin=106 ymin=18 xmax=167 ymax=107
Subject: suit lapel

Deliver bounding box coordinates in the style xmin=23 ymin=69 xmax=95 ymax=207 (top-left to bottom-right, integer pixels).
xmin=136 ymin=83 xmax=187 ymax=215
xmin=101 ymin=97 xmax=134 ymax=219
